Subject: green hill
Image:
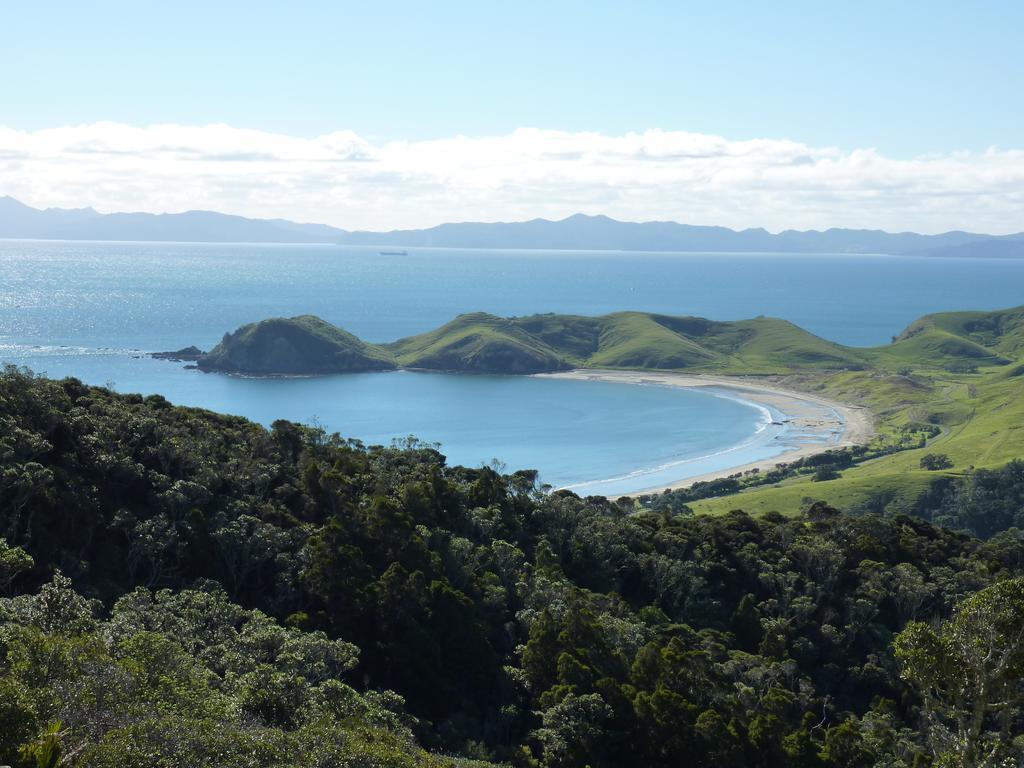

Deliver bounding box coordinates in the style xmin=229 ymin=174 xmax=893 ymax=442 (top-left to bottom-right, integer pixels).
xmin=387 ymin=312 xmax=573 ymax=373
xmin=390 ymin=311 xmax=869 ymax=374
xmin=887 ymin=305 xmax=1024 ymax=361
xmin=190 ymin=304 xmax=1024 ymax=377
xmin=392 ymin=305 xmax=1024 ymax=375
xmin=198 ymin=315 xmax=395 ymax=374
xmin=685 ymin=310 xmax=1024 ymax=518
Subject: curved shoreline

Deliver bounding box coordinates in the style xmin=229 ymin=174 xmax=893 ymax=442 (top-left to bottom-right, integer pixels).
xmin=533 ymin=369 xmax=875 ymax=496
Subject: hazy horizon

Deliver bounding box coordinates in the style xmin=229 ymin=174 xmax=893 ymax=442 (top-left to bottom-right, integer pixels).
xmin=5 ymin=194 xmax=1022 ymax=239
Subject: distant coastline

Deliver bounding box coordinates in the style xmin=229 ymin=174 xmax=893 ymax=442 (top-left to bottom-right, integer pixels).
xmin=3 ymin=195 xmax=1020 ymax=254
xmin=537 ymin=370 xmax=874 ymax=496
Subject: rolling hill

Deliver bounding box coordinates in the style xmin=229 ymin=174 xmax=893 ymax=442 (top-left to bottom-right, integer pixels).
xmin=678 ymin=307 xmax=1024 ymax=518
xmin=386 ymin=313 xmax=573 ymax=374
xmin=187 ymin=304 xmax=1024 ymax=376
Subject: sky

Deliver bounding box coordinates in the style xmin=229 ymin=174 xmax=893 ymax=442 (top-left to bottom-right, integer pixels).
xmin=2 ymin=0 xmax=1023 ymax=233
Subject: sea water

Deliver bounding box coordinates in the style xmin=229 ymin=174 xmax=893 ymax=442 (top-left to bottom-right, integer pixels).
xmin=3 ymin=240 xmax=1023 ymax=493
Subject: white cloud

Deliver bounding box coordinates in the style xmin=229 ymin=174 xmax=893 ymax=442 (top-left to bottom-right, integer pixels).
xmin=1 ymin=122 xmax=1023 ymax=234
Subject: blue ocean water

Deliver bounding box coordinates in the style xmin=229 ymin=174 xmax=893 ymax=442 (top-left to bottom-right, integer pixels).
xmin=2 ymin=239 xmax=1023 ymax=493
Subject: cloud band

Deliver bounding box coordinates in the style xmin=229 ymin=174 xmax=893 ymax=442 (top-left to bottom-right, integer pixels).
xmin=1 ymin=123 xmax=1022 ymax=234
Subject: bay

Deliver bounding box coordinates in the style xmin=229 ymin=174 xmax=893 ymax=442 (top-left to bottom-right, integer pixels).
xmin=3 ymin=239 xmax=1022 ymax=493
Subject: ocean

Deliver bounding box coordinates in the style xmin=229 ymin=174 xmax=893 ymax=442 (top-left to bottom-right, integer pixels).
xmin=3 ymin=239 xmax=1023 ymax=493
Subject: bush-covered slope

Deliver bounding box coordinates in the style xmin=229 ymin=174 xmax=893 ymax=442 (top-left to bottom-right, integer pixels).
xmin=5 ymin=367 xmax=1024 ymax=766
xmin=199 ymin=315 xmax=395 ymax=374
xmin=0 ymin=576 xmax=459 ymax=768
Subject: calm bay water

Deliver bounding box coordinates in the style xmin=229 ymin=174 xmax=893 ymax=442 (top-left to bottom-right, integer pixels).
xmin=3 ymin=239 xmax=1023 ymax=493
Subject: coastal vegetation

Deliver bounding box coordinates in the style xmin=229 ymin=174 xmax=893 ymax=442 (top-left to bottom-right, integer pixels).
xmin=188 ymin=305 xmax=1024 ymax=528
xmin=688 ymin=345 xmax=1024 ymax=520
xmin=6 ymin=303 xmax=1024 ymax=767
xmin=173 ymin=302 xmax=1024 ymax=537
xmin=4 ymin=365 xmax=1024 ymax=765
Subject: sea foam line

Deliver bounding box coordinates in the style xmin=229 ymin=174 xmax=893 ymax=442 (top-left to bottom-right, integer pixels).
xmin=560 ymin=382 xmax=843 ymax=494
xmin=0 ymin=342 xmax=145 ymax=357
xmin=561 ymin=398 xmax=785 ymax=492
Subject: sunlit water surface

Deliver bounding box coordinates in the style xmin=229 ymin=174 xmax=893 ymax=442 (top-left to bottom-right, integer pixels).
xmin=3 ymin=240 xmax=1023 ymax=493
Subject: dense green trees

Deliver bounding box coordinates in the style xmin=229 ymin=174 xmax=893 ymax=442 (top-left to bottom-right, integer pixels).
xmin=912 ymin=460 xmax=1024 ymax=538
xmin=0 ymin=573 xmax=456 ymax=767
xmin=3 ymin=366 xmax=1024 ymax=766
xmin=896 ymin=578 xmax=1024 ymax=766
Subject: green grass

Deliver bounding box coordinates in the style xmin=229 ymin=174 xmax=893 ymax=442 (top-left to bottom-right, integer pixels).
xmin=387 ymin=312 xmax=573 ymax=373
xmin=588 ymin=313 xmax=720 ymax=369
xmin=690 ymin=362 xmax=1024 ymax=517
xmin=391 ymin=311 xmax=876 ymax=374
xmin=866 ymin=328 xmax=1010 ymax=369
xmin=712 ymin=317 xmax=868 ymax=373
xmin=388 ymin=304 xmax=1024 ymax=375
xmin=262 ymin=315 xmax=394 ymax=363
xmin=896 ymin=305 xmax=1024 ymax=358
xmin=202 ymin=303 xmax=1024 ymax=380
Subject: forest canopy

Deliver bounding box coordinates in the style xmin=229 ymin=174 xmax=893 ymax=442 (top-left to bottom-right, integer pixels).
xmin=2 ymin=365 xmax=1024 ymax=767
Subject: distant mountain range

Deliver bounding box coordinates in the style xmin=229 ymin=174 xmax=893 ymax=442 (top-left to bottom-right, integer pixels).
xmin=0 ymin=196 xmax=343 ymax=244
xmin=2 ymin=195 xmax=1022 ymax=255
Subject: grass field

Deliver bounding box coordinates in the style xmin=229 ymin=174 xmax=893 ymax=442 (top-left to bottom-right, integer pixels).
xmin=690 ymin=361 xmax=1024 ymax=516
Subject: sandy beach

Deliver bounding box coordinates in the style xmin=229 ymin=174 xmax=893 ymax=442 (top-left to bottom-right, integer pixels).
xmin=534 ymin=369 xmax=875 ymax=496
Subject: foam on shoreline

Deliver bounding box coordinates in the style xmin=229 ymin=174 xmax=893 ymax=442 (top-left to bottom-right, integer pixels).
xmin=535 ymin=370 xmax=872 ymax=497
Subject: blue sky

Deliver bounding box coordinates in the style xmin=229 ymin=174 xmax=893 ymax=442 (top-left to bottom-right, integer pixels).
xmin=4 ymin=0 xmax=1021 ymax=155
xmin=2 ymin=1 xmax=1023 ymax=232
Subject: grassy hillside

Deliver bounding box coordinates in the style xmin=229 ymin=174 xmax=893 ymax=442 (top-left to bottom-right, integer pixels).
xmin=199 ymin=315 xmax=395 ymax=374
xmin=892 ymin=305 xmax=1024 ymax=359
xmin=689 ymin=362 xmax=1024 ymax=517
xmin=193 ymin=304 xmax=1024 ymax=381
xmin=600 ymin=304 xmax=1024 ymax=518
xmin=392 ymin=311 xmax=872 ymax=374
xmin=387 ymin=312 xmax=573 ymax=373
xmin=396 ymin=305 xmax=1024 ymax=374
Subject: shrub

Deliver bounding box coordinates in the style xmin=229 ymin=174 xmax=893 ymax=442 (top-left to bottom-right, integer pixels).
xmin=920 ymin=453 xmax=954 ymax=471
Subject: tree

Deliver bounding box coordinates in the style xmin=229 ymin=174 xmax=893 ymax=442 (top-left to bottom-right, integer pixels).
xmin=812 ymin=467 xmax=841 ymax=482
xmin=894 ymin=578 xmax=1024 ymax=767
xmin=920 ymin=454 xmax=954 ymax=471
xmin=0 ymin=537 xmax=33 ymax=594
xmin=533 ymin=692 xmax=611 ymax=767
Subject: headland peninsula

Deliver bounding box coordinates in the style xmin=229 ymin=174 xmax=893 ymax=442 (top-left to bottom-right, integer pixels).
xmin=155 ymin=304 xmax=1024 ymax=501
